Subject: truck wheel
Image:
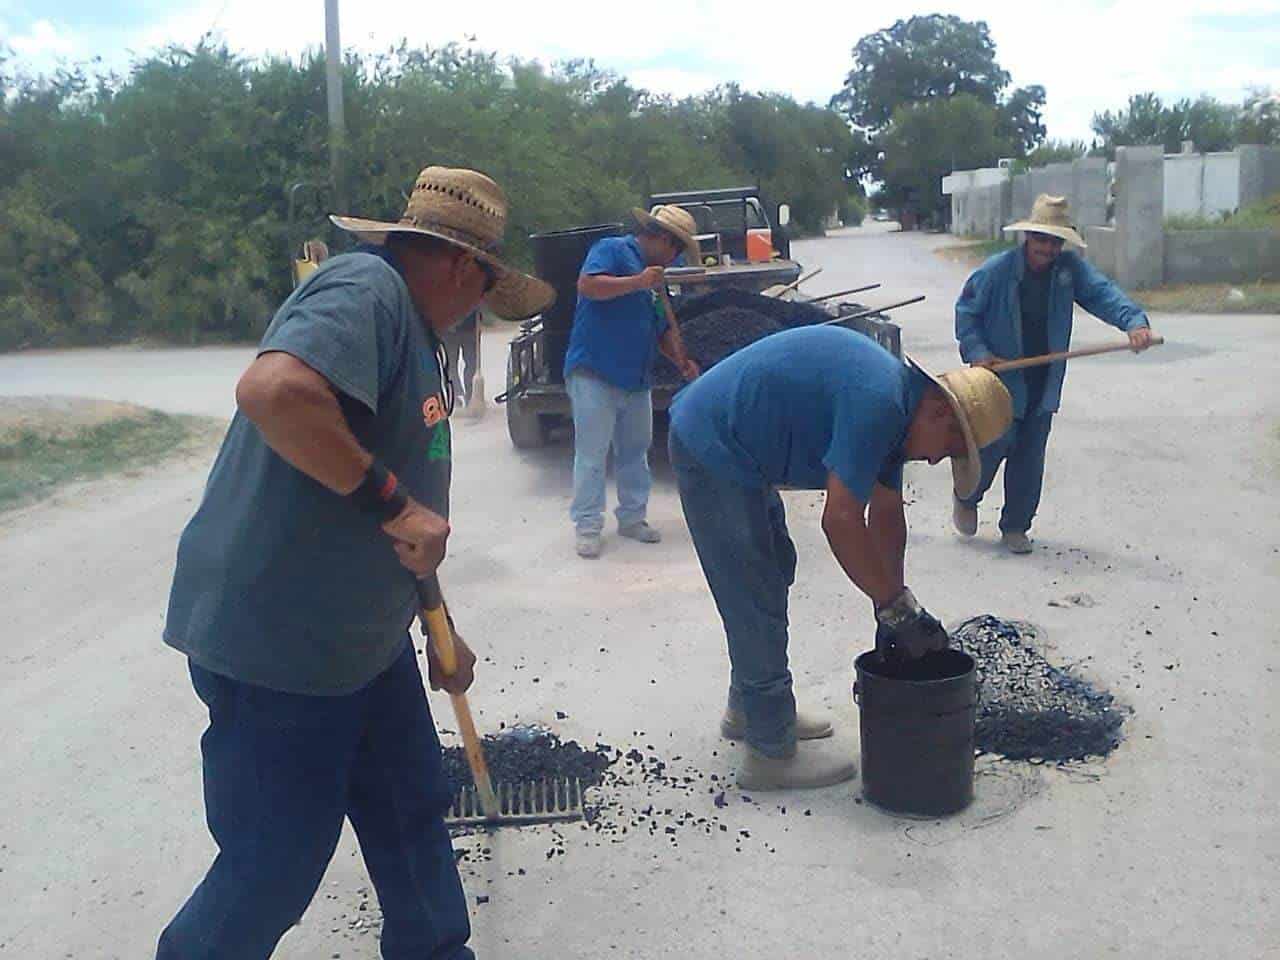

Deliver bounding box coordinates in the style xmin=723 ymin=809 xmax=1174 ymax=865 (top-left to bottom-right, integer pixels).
xmin=506 ymin=396 xmax=548 ymax=449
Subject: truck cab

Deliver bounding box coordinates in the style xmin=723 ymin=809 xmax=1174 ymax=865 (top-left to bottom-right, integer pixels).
xmin=647 ymin=187 xmax=792 ymax=265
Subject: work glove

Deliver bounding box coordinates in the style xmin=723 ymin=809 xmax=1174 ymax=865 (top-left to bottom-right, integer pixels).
xmin=874 ymin=587 xmax=949 ymax=661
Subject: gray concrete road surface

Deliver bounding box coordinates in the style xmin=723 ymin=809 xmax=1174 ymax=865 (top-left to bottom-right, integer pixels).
xmin=2 ymin=226 xmax=1277 ymax=958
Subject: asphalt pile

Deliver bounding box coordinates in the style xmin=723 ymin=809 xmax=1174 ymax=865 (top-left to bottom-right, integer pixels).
xmin=951 ymin=615 xmax=1128 ymax=763
xmin=441 ymin=728 xmax=614 ymax=797
xmin=652 ymin=290 xmax=869 ymax=384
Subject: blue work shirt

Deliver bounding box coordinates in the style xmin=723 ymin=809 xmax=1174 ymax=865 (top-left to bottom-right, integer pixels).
xmin=955 ymin=247 xmax=1149 ymax=417
xmin=563 ymin=235 xmax=668 ymax=390
xmin=668 ymin=326 xmax=926 ymax=501
xmin=164 ymin=250 xmax=453 ymax=695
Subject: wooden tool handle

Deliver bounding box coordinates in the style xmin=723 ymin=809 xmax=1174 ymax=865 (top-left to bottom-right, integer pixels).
xmin=990 ymin=336 xmax=1165 ymax=372
xmin=770 ymin=266 xmax=823 ymax=298
xmin=416 ymin=576 xmax=499 ymax=819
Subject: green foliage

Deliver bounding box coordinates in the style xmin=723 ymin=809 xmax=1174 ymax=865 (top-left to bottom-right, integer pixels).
xmin=1239 ymin=88 xmax=1280 ymax=145
xmin=1009 ymin=139 xmax=1091 ymax=173
xmin=0 ymin=41 xmax=853 ymax=349
xmin=1165 ymin=193 xmax=1280 ymax=230
xmin=879 ymin=94 xmax=1008 ymax=223
xmin=1091 ymin=93 xmax=1247 ymax=157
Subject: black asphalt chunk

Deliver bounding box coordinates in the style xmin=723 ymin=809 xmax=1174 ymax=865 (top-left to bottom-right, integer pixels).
xmin=951 ymin=615 xmax=1129 ymax=763
xmin=441 ymin=731 xmax=614 ymax=793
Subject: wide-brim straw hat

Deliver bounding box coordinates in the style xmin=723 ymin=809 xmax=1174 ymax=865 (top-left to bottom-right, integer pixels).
xmin=330 ymin=166 xmax=555 ymax=321
xmin=631 ymin=204 xmax=702 ymax=266
xmin=1004 ymin=193 xmax=1087 ymax=248
xmin=907 ymin=358 xmax=1013 ymax=499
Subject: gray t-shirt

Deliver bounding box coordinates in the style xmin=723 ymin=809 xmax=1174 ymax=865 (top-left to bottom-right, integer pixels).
xmin=164 ymin=250 xmax=453 ymax=695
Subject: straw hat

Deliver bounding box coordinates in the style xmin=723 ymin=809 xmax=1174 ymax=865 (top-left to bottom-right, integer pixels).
xmin=330 ymin=166 xmax=555 ymax=320
xmin=908 ymin=359 xmax=1013 ymax=498
xmin=631 ymin=204 xmax=702 ymax=266
xmin=1004 ymin=194 xmax=1087 ymax=248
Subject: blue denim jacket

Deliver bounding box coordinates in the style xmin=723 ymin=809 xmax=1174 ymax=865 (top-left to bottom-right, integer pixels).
xmin=954 ymin=247 xmax=1149 ymax=417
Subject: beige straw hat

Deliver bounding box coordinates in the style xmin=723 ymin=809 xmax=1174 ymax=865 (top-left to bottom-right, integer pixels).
xmin=908 ymin=359 xmax=1013 ymax=498
xmin=330 ymin=166 xmax=555 ymax=321
xmin=631 ymin=204 xmax=702 ymax=266
xmin=1004 ymin=194 xmax=1087 ymax=248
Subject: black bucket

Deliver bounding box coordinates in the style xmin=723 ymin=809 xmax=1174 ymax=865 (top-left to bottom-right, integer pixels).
xmin=853 ymin=649 xmax=977 ymax=816
xmin=530 ymin=223 xmax=624 ymax=332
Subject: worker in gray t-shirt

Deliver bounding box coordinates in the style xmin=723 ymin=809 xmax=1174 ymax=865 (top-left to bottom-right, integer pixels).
xmin=156 ymin=167 xmax=552 ymax=960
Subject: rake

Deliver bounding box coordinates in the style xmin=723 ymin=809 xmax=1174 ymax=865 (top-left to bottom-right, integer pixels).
xmin=417 ymin=575 xmax=585 ymax=828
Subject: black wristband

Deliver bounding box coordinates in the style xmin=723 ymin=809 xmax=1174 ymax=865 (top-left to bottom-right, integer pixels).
xmin=352 ymin=460 xmax=409 ymax=521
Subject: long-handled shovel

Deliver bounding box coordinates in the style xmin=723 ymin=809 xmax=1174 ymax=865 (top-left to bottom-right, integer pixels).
xmin=990 ymin=336 xmax=1165 ymax=371
xmin=416 ymin=575 xmax=583 ymax=828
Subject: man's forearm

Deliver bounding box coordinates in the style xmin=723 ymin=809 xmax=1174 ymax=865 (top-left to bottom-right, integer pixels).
xmin=868 ymin=508 xmax=906 ymax=588
xmin=237 ymin=355 xmax=372 ymax=495
xmin=658 ymin=326 xmax=690 ymax=365
xmin=578 ymin=274 xmax=641 ymax=301
xmin=822 ymin=506 xmax=902 ymax=609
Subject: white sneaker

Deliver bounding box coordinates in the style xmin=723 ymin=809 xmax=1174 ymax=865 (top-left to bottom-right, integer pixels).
xmin=736 ymin=743 xmax=857 ymax=791
xmin=1002 ymin=531 xmax=1033 ymax=554
xmin=953 ymin=498 xmax=978 ymax=537
xmin=721 ymin=707 xmax=834 ymax=742
xmin=575 ymin=532 xmax=603 ymax=558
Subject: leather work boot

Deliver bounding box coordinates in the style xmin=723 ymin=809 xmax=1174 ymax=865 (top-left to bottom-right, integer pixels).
xmin=721 ymin=706 xmax=833 ymax=742
xmin=736 ymin=742 xmax=857 ymax=791
xmin=1002 ymin=531 xmax=1033 ymax=554
xmin=953 ymin=498 xmax=978 ymax=537
xmin=575 ymin=532 xmax=603 ymax=559
xmin=618 ymin=521 xmax=661 ymax=543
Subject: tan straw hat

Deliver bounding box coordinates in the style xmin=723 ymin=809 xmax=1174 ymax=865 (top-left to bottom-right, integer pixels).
xmin=1004 ymin=194 xmax=1087 ymax=248
xmin=330 ymin=166 xmax=554 ymax=321
xmin=908 ymin=359 xmax=1013 ymax=499
xmin=631 ymin=204 xmax=702 ymax=266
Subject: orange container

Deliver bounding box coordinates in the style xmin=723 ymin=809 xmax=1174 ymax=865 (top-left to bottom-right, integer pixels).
xmin=746 ymin=229 xmax=775 ymax=262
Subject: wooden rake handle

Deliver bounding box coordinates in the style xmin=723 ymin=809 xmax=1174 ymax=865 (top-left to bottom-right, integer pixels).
xmin=769 ymin=266 xmax=823 ymax=298
xmin=417 ymin=575 xmax=500 ymax=819
xmin=990 ymin=336 xmax=1165 ymax=372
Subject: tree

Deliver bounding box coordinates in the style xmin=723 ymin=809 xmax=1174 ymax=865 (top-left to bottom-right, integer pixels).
xmin=831 ymin=15 xmax=1010 ymax=135
xmin=1015 ymin=139 xmax=1090 ymax=172
xmin=1091 ymin=93 xmax=1239 ymax=156
xmin=999 ymin=85 xmax=1047 ymax=156
xmin=879 ymin=94 xmax=1007 ymax=225
xmin=1239 ymin=88 xmax=1280 ymax=145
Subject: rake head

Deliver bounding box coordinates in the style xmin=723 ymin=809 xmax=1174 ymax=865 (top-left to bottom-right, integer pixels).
xmin=445 ymin=776 xmax=586 ymax=828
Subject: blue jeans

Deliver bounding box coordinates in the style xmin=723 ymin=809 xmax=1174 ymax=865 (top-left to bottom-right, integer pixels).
xmin=959 ymin=412 xmax=1054 ymax=534
xmin=567 ymin=370 xmax=653 ymax=535
xmin=157 ymin=643 xmax=472 ymax=960
xmin=670 ymin=430 xmax=798 ymax=757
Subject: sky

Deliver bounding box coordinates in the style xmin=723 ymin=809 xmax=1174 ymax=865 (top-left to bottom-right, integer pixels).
xmin=1 ymin=0 xmax=1278 ymax=144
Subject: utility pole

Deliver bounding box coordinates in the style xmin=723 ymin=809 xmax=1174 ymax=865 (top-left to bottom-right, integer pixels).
xmin=324 ymin=0 xmax=346 ymax=214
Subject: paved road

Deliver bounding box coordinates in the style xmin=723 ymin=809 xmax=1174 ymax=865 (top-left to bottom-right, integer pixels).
xmin=2 ymin=226 xmax=1277 ymax=958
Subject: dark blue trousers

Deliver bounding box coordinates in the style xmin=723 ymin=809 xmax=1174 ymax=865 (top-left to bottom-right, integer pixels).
xmin=670 ymin=430 xmax=799 ymax=757
xmin=958 ymin=412 xmax=1054 ymax=534
xmin=157 ymin=643 xmax=473 ymax=960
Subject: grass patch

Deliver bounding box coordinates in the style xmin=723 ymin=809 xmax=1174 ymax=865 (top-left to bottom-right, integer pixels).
xmin=1165 ymin=194 xmax=1280 ymax=231
xmin=0 ymin=410 xmax=206 ymax=511
xmin=1135 ymin=280 xmax=1280 ymax=314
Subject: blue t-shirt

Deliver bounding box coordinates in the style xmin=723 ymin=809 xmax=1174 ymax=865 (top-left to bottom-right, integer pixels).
xmin=164 ymin=250 xmax=454 ymax=695
xmin=563 ymin=235 xmax=668 ymax=390
xmin=669 ymin=326 xmax=925 ymax=500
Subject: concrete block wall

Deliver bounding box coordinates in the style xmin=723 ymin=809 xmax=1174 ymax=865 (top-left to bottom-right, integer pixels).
xmin=1010 ymin=158 xmax=1109 ymax=228
xmin=1113 ymin=145 xmax=1165 ymax=290
xmin=1084 ymin=225 xmax=1118 ymax=278
xmin=943 ymin=168 xmax=1012 ymax=239
xmin=1164 ymin=152 xmax=1241 ymax=218
xmin=1165 ymin=230 xmax=1280 ymax=284
xmin=1238 ymin=145 xmax=1280 ymax=208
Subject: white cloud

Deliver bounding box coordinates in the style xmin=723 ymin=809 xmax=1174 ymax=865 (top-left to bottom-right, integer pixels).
xmin=7 ymin=18 xmax=79 ymax=59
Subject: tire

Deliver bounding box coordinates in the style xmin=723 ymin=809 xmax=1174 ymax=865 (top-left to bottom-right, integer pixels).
xmin=505 ymin=354 xmax=548 ymax=449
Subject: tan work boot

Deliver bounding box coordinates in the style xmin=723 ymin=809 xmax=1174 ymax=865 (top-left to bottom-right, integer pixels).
xmin=736 ymin=742 xmax=857 ymax=791
xmin=1002 ymin=531 xmax=1033 ymax=554
xmin=720 ymin=706 xmax=834 ymax=742
xmin=953 ymin=498 xmax=978 ymax=537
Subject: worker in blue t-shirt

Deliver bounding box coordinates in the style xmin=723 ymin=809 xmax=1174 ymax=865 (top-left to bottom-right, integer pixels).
xmin=564 ymin=205 xmax=701 ymax=558
xmin=668 ymin=326 xmax=1012 ymax=791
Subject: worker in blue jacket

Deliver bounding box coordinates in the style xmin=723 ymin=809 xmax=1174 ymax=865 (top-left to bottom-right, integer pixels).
xmin=953 ymin=194 xmax=1157 ymax=554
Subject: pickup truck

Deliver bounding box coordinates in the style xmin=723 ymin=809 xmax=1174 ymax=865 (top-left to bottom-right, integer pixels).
xmin=499 ymin=188 xmax=808 ymax=449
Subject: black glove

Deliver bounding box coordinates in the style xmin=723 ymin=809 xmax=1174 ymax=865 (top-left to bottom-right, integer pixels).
xmin=874 ymin=588 xmax=949 ymax=661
